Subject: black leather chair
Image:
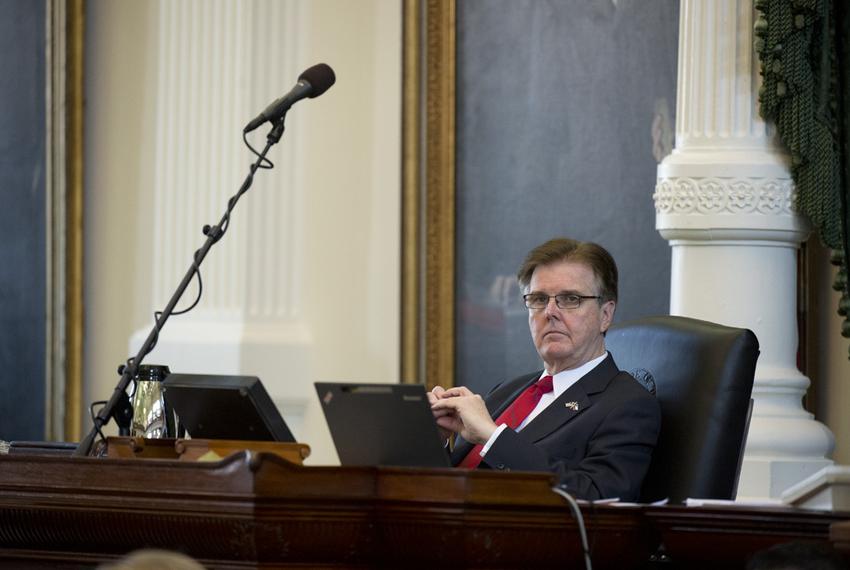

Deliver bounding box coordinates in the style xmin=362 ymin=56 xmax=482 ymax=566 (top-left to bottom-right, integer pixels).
xmin=605 ymin=315 xmax=759 ymax=503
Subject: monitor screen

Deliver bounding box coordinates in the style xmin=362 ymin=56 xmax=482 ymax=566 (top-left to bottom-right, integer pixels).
xmin=162 ymin=374 xmax=295 ymax=442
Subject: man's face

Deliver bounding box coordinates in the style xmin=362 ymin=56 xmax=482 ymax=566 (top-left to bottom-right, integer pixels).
xmin=526 ymin=260 xmax=615 ymax=374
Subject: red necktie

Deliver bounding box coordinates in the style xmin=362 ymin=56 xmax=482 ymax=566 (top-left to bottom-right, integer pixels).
xmin=458 ymin=375 xmax=554 ymax=469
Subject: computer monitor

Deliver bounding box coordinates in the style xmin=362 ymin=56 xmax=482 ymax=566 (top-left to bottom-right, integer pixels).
xmin=162 ymin=374 xmax=294 ymax=442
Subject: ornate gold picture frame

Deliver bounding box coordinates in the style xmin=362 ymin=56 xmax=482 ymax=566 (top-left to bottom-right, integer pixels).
xmin=46 ymin=0 xmax=84 ymax=441
xmin=402 ymin=0 xmax=456 ymax=390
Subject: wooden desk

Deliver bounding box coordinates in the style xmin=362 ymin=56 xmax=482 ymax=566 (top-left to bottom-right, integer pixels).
xmin=832 ymin=519 xmax=850 ymax=556
xmin=0 ymin=451 xmax=846 ymax=569
xmin=645 ymin=503 xmax=849 ymax=569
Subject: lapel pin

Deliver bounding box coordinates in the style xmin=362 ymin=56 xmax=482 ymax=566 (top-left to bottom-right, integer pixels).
xmin=565 ymin=401 xmax=580 ymax=411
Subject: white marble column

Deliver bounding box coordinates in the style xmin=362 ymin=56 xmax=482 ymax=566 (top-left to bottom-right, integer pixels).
xmin=655 ymin=0 xmax=834 ymax=499
xmin=130 ymin=0 xmax=312 ymax=437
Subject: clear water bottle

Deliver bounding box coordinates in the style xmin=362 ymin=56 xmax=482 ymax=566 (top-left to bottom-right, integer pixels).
xmin=130 ymin=364 xmax=175 ymax=439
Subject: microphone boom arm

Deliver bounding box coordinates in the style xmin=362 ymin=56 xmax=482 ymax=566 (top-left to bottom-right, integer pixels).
xmin=74 ymin=119 xmax=287 ymax=457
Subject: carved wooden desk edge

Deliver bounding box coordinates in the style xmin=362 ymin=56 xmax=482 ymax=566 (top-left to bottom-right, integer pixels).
xmin=105 ymin=436 xmax=311 ymax=464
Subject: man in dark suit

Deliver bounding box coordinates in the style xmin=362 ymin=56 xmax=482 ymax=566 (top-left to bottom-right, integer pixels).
xmin=430 ymin=238 xmax=660 ymax=501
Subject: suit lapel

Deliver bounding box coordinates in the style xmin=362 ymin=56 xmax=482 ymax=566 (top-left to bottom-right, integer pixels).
xmin=449 ymin=355 xmax=620 ymax=463
xmin=517 ymin=354 xmax=619 ymax=443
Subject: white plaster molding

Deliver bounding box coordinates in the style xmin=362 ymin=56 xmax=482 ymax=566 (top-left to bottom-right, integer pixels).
xmin=655 ymin=173 xmax=810 ymax=241
xmin=654 ymin=176 xmax=794 ymax=216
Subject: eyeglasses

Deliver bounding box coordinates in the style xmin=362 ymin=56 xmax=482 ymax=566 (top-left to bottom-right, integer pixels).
xmin=522 ymin=293 xmax=601 ymax=310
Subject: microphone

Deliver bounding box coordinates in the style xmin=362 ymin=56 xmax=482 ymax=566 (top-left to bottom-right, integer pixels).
xmin=243 ymin=63 xmax=336 ymax=133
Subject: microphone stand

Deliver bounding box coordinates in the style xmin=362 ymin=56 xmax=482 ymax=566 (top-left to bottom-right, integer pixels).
xmin=74 ymin=119 xmax=287 ymax=457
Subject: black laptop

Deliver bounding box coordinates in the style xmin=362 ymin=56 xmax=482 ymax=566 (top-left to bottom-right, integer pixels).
xmin=315 ymin=382 xmax=451 ymax=468
xmin=163 ymin=374 xmax=295 ymax=442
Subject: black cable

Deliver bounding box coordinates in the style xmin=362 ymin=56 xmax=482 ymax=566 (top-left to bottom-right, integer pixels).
xmin=145 ymin=267 xmax=204 ymax=355
xmin=169 ymin=265 xmax=203 ymax=316
xmin=587 ymin=498 xmax=601 ymax=561
xmin=243 ymin=130 xmax=274 ymax=169
xmin=215 ymin=136 xmax=274 ymax=240
xmin=89 ymin=400 xmax=108 ymax=442
xmin=203 ymin=134 xmax=276 ymax=250
xmin=551 ymin=486 xmax=593 ymax=570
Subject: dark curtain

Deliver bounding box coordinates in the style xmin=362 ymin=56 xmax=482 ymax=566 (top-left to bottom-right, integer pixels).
xmin=756 ymin=0 xmax=850 ymax=358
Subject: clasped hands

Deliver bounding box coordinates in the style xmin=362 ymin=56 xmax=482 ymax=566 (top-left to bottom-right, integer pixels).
xmin=428 ymin=386 xmax=498 ymax=445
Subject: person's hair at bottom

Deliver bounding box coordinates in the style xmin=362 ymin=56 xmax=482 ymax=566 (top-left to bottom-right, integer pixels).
xmin=98 ymin=549 xmax=205 ymax=570
xmin=746 ymin=541 xmax=845 ymax=570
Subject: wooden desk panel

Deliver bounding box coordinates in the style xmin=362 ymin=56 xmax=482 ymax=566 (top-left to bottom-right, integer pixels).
xmin=645 ymin=504 xmax=848 ymax=569
xmin=0 ymin=452 xmax=846 ymax=568
xmin=0 ymin=452 xmax=651 ymax=568
xmin=832 ymin=520 xmax=850 ymax=556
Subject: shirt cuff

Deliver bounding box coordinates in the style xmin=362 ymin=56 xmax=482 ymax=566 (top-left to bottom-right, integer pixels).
xmin=479 ymin=423 xmax=509 ymax=456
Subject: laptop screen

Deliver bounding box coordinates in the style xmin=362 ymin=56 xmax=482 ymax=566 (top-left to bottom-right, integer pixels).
xmin=163 ymin=374 xmax=295 ymax=442
xmin=315 ymin=382 xmax=451 ymax=468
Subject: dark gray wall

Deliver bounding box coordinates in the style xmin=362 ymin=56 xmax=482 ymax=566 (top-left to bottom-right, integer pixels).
xmin=0 ymin=0 xmax=46 ymax=440
xmin=455 ymin=0 xmax=679 ymax=393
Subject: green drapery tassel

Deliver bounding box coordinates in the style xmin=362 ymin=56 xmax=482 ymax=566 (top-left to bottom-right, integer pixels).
xmin=755 ymin=0 xmax=850 ymax=355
